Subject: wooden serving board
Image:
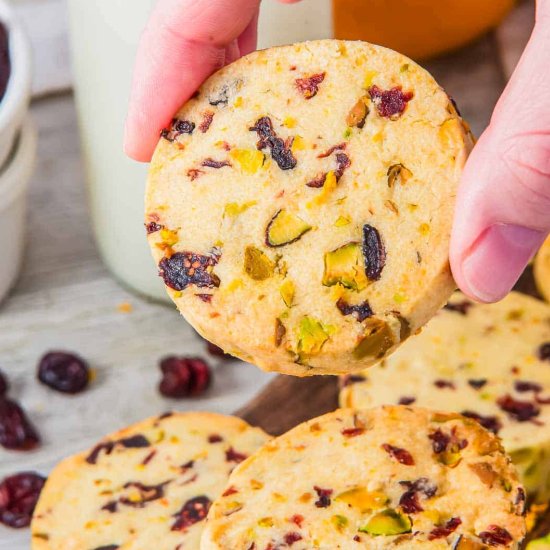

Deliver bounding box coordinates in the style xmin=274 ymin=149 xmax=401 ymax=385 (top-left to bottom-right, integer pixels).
xmin=234 ymin=266 xmax=550 ymax=547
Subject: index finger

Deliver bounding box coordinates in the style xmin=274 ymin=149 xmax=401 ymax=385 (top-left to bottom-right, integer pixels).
xmin=124 ymin=0 xmax=261 ymax=162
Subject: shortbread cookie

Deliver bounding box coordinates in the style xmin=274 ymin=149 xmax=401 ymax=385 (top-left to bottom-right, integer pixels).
xmin=202 ymin=406 xmax=526 ymax=549
xmin=535 ymin=236 xmax=550 ymax=303
xmin=145 ymin=39 xmax=474 ymax=376
xmin=31 ymin=412 xmax=269 ymax=550
xmin=340 ymin=291 xmax=550 ymax=502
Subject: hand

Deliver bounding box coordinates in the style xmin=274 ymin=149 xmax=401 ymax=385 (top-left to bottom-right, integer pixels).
xmin=450 ymin=0 xmax=550 ymax=302
xmin=124 ymin=0 xmax=299 ymax=162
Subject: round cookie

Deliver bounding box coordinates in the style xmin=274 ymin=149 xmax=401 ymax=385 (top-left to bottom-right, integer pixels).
xmin=340 ymin=291 xmax=550 ymax=503
xmin=145 ymin=39 xmax=474 ymax=376
xmin=201 ymin=406 xmax=526 ymax=549
xmin=31 ymin=412 xmax=270 ymax=550
xmin=534 ymin=236 xmax=550 ymax=304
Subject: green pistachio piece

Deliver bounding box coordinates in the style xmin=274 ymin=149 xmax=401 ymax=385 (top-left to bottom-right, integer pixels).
xmin=244 ymin=246 xmax=275 ymax=281
xmin=353 ymin=318 xmax=395 ymax=360
xmin=359 ymin=509 xmax=412 ymax=536
xmin=323 ymin=242 xmax=368 ymax=291
xmin=265 ymin=210 xmax=312 ymax=247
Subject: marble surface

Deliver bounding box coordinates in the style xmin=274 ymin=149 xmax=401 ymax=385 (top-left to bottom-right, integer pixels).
xmin=0 ymin=2 xmax=535 ymax=546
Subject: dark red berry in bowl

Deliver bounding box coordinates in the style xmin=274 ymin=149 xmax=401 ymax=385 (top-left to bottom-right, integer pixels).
xmin=0 ymin=369 xmax=8 ymax=396
xmin=0 ymin=399 xmax=40 ymax=451
xmin=0 ymin=472 xmax=46 ymax=528
xmin=159 ymin=357 xmax=211 ymax=398
xmin=37 ymin=352 xmax=90 ymax=394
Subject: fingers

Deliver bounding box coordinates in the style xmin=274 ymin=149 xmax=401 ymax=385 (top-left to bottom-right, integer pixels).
xmin=450 ymin=8 xmax=550 ymax=302
xmin=124 ymin=0 xmax=261 ymax=162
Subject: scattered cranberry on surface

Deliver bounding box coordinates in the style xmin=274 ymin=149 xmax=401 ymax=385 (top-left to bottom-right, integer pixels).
xmin=0 ymin=369 xmax=8 ymax=396
xmin=159 ymin=356 xmax=211 ymax=398
xmin=171 ymin=495 xmax=211 ymax=531
xmin=0 ymin=399 xmax=40 ymax=451
xmin=0 ymin=472 xmax=46 ymax=528
xmin=37 ymin=351 xmax=90 ymax=394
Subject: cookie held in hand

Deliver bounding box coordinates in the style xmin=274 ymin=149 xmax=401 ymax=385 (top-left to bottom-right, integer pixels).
xmin=146 ymin=40 xmax=474 ymax=376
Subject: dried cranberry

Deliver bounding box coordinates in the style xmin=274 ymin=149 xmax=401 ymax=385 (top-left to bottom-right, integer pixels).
xmin=0 ymin=368 xmax=8 ymax=396
xmin=497 ymin=394 xmax=540 ymax=422
xmin=398 ymin=396 xmax=416 ymax=405
xmin=0 ymin=472 xmax=46 ymax=528
xmin=313 ymin=486 xmax=332 ymax=508
xmin=428 ymin=429 xmax=450 ymax=454
xmin=0 ymin=399 xmax=40 ymax=451
xmin=478 ymin=525 xmax=513 ymax=546
xmin=284 ymin=532 xmax=303 ymax=545
xmin=161 ymin=119 xmax=195 ymax=141
xmin=158 ymin=251 xmax=220 ymax=291
xmin=85 ymin=435 xmax=150 ymax=465
xmin=201 ymin=158 xmax=231 ymax=169
xmin=434 ymin=379 xmax=455 ymax=390
xmin=249 ymin=117 xmax=297 ymax=171
xmin=468 ymin=379 xmax=487 ymax=390
xmin=336 ymin=298 xmax=373 ymax=322
xmin=306 ymin=174 xmax=327 ymax=188
xmin=444 ymin=300 xmax=473 ymax=315
xmin=341 ymin=427 xmax=364 ymax=438
xmin=461 ymin=411 xmax=502 ymax=434
xmin=399 ymin=489 xmax=422 ymax=514
xmin=318 ymin=143 xmax=346 ymax=159
xmin=514 ymin=380 xmax=542 ymax=393
xmin=334 ymin=153 xmax=351 ymax=180
xmin=208 ymin=434 xmax=223 ymax=443
xmin=93 ymin=546 xmax=119 ymax=550
xmin=295 ymin=73 xmax=326 ymax=99
xmin=172 ymin=495 xmax=211 ymax=531
xmin=399 ymin=478 xmax=437 ymax=498
xmin=159 ymin=356 xmax=211 ymax=398
xmin=537 ymin=342 xmax=550 ymax=361
xmin=145 ymin=221 xmax=163 ymax=234
xmin=428 ymin=517 xmax=462 ymax=540
xmin=363 ymin=224 xmax=386 ymax=281
xmin=368 ymin=85 xmax=413 ymax=119
xmin=37 ymin=351 xmax=90 ymax=394
xmin=225 ymin=447 xmax=248 ymax=463
xmin=199 ymin=111 xmax=214 ymax=133
xmin=382 ymin=443 xmax=415 ymax=465
xmin=290 ymin=514 xmax=304 ymax=527
xmin=119 ymin=481 xmax=166 ymax=507
xmin=205 ymin=340 xmax=232 ymax=360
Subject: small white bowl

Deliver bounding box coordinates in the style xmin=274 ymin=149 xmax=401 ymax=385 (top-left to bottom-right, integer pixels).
xmin=0 ymin=0 xmax=31 ymax=170
xmin=0 ymin=117 xmax=36 ymax=304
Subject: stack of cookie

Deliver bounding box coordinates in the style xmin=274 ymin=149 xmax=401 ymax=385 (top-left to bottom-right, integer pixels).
xmin=32 ymin=40 xmax=548 ymax=548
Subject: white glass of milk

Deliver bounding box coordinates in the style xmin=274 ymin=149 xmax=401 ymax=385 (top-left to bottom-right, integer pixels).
xmin=66 ymin=0 xmax=332 ymax=302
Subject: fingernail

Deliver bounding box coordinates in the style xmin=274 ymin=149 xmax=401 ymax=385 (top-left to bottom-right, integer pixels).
xmin=462 ymin=224 xmax=546 ymax=302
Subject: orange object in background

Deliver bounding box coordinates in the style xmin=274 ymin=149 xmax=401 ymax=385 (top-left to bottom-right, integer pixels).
xmin=333 ymin=0 xmax=516 ymax=60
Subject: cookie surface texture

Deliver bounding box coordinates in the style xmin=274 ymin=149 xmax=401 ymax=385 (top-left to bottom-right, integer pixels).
xmin=31 ymin=412 xmax=270 ymax=550
xmin=340 ymin=291 xmax=550 ymax=502
xmin=201 ymin=406 xmax=526 ymax=549
xmin=146 ymin=40 xmax=474 ymax=376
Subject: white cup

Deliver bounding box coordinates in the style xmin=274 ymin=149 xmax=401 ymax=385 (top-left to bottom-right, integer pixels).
xmin=0 ymin=0 xmax=31 ymax=170
xmin=0 ymin=117 xmax=37 ymax=304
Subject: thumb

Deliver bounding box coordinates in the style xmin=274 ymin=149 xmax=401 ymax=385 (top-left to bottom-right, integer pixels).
xmin=450 ymin=2 xmax=550 ymax=303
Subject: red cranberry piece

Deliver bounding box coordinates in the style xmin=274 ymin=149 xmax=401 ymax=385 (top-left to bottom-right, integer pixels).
xmin=398 ymin=396 xmax=416 ymax=405
xmin=514 ymin=380 xmax=542 ymax=393
xmin=284 ymin=532 xmax=303 ymax=545
xmin=158 ymin=252 xmax=220 ymax=291
xmin=313 ymin=486 xmax=333 ymax=508
xmin=295 ymin=72 xmax=326 ymax=99
xmin=497 ymin=394 xmax=540 ymax=422
xmin=461 ymin=410 xmax=502 ymax=434
xmin=444 ymin=300 xmax=473 ymax=315
xmin=0 ymin=399 xmax=40 ymax=451
xmin=0 ymin=368 xmax=8 ymax=396
xmin=159 ymin=356 xmax=211 ymax=398
xmin=428 ymin=517 xmax=462 ymax=540
xmin=363 ymin=224 xmax=386 ymax=281
xmin=225 ymin=447 xmax=248 ymax=463
xmin=399 ymin=489 xmax=423 ymax=514
xmin=37 ymin=351 xmax=90 ymax=394
xmin=382 ymin=443 xmax=415 ymax=465
xmin=537 ymin=342 xmax=550 ymax=361
xmin=428 ymin=429 xmax=450 ymax=454
xmin=368 ymin=85 xmax=413 ymax=119
xmin=478 ymin=525 xmax=513 ymax=546
xmin=434 ymin=379 xmax=456 ymax=390
xmin=468 ymin=379 xmax=487 ymax=390
xmin=336 ymin=298 xmax=373 ymax=322
xmin=0 ymin=472 xmax=46 ymax=528
xmin=171 ymin=495 xmax=211 ymax=531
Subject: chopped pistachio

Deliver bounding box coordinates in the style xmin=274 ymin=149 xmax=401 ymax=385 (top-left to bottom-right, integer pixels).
xmin=280 ymin=280 xmax=295 ymax=307
xmin=323 ymin=242 xmax=368 ymax=291
xmin=244 ymin=246 xmax=275 ymax=281
xmin=359 ymin=509 xmax=411 ymax=536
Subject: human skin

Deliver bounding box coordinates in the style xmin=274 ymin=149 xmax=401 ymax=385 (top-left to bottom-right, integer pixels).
xmin=124 ymin=0 xmax=550 ymax=303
